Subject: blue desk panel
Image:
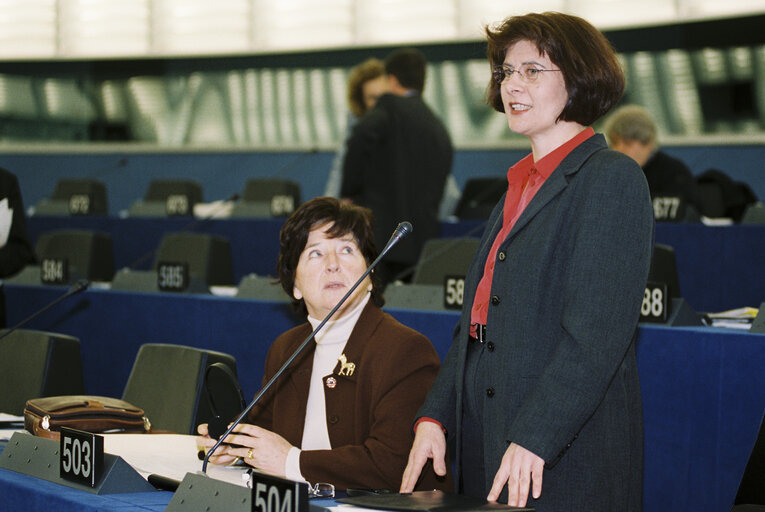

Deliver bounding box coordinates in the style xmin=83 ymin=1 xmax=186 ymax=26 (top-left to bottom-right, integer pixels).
xmin=27 ymin=216 xmax=765 ymax=313
xmin=3 ymin=284 xmax=764 ymax=512
xmin=0 ymin=466 xmax=171 ymax=512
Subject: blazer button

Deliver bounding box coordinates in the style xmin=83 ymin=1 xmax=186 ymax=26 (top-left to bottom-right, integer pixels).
xmin=486 ymin=387 xmax=495 ymax=398
xmin=328 ymin=414 xmax=339 ymax=424
xmin=491 ymin=295 xmax=500 ymax=306
xmin=498 ymin=251 xmax=506 ymax=261
xmin=486 ymin=341 xmax=495 ymax=352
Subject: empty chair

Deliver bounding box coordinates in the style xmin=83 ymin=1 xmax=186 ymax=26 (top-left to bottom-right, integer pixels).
xmin=411 ymin=238 xmax=479 ymax=285
xmin=647 ymin=243 xmax=682 ymax=300
xmin=230 ymin=178 xmax=301 ymax=218
xmin=742 ymin=202 xmax=765 ymax=224
xmin=121 ymin=343 xmax=239 ymax=434
xmin=235 ymin=273 xmax=290 ymax=302
xmin=0 ymin=329 xmax=83 ymax=415
xmin=154 ymin=232 xmax=233 ymax=287
xmin=129 ymin=179 xmax=204 ymax=217
xmin=384 ymin=283 xmax=447 ymax=311
xmin=454 ymin=177 xmax=506 ymax=220
xmin=31 ymin=229 xmax=115 ymax=284
xmin=33 ymin=179 xmax=108 ymax=216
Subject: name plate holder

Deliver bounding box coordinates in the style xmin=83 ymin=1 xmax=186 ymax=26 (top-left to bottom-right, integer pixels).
xmin=167 ymin=471 xmax=309 ymax=512
xmin=0 ymin=432 xmax=155 ymax=495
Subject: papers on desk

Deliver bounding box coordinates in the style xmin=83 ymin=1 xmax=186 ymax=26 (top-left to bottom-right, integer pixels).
xmin=0 ymin=198 xmax=12 ymax=247
xmin=0 ymin=413 xmax=25 ymax=441
xmin=102 ymin=433 xmax=249 ymax=487
xmin=706 ymin=306 xmax=759 ymax=330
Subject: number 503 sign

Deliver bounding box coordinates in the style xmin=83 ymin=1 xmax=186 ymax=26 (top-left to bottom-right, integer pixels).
xmin=60 ymin=427 xmax=104 ymax=487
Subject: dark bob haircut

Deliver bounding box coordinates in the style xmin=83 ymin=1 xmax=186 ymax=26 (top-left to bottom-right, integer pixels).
xmin=277 ymin=196 xmax=384 ymax=316
xmin=485 ymin=11 xmax=625 ymax=126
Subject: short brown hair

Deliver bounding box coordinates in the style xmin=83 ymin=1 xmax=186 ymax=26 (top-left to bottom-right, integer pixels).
xmin=277 ymin=196 xmax=384 ymax=316
xmin=347 ymin=58 xmax=385 ymax=118
xmin=485 ymin=11 xmax=625 ymax=126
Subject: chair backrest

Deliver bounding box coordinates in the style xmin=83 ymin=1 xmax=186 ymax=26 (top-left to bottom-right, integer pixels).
xmin=0 ymin=329 xmax=83 ymax=415
xmin=454 ymin=177 xmax=506 ymax=220
xmin=384 ymin=283 xmax=446 ymax=311
xmin=231 ymin=178 xmax=301 ymax=218
xmin=35 ymin=229 xmax=115 ymax=283
xmin=139 ymin=179 xmax=204 ymax=216
xmin=48 ymin=179 xmax=108 ymax=215
xmin=121 ymin=343 xmax=239 ymax=434
xmin=742 ymin=202 xmax=765 ymax=224
xmin=647 ymin=243 xmax=682 ymax=299
xmin=412 ymin=238 xmax=479 ymax=286
xmin=235 ymin=274 xmax=290 ymax=302
xmin=153 ymin=232 xmax=234 ymax=286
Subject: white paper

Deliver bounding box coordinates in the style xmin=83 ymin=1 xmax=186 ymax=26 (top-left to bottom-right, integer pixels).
xmin=102 ymin=433 xmax=250 ymax=487
xmin=0 ymin=198 xmax=13 ymax=247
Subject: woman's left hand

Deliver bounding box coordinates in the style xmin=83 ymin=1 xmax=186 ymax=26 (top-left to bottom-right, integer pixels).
xmin=487 ymin=442 xmax=544 ymax=507
xmin=225 ymin=424 xmax=295 ymax=477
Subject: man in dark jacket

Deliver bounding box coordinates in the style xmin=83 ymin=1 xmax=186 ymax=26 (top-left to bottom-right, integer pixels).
xmin=341 ymin=48 xmax=453 ymax=285
xmin=0 ymin=167 xmax=36 ymax=278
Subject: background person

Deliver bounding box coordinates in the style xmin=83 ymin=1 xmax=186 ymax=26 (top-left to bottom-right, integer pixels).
xmin=604 ymin=104 xmax=702 ymax=220
xmin=341 ymin=48 xmax=453 ymax=287
xmin=324 ymin=58 xmax=388 ymax=198
xmin=400 ymin=12 xmax=654 ymax=511
xmin=198 ymin=196 xmax=450 ymax=492
xmin=0 ymin=166 xmax=36 ymax=278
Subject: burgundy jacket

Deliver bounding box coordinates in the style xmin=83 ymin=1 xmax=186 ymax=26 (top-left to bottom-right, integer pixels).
xmin=247 ymin=302 xmax=452 ymax=491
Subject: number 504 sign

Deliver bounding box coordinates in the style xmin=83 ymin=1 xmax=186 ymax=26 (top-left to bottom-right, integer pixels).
xmin=60 ymin=427 xmax=104 ymax=487
xmin=252 ymin=472 xmax=308 ymax=512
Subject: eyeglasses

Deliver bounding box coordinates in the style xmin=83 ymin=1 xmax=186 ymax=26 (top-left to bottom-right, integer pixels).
xmin=492 ymin=64 xmax=561 ymax=84
xmin=308 ymin=482 xmax=335 ymax=499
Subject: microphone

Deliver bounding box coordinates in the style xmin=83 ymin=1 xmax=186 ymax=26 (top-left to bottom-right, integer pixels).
xmin=269 ymin=147 xmax=319 ymax=179
xmin=201 ymin=221 xmax=413 ymax=473
xmin=0 ymin=279 xmax=89 ymax=342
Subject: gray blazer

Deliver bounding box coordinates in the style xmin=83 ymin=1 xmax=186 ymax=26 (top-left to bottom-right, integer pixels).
xmin=418 ymin=134 xmax=654 ymax=511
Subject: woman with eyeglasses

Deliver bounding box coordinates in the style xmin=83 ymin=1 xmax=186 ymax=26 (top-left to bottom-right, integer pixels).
xmin=400 ymin=12 xmax=653 ymax=512
xmin=198 ymin=196 xmax=450 ymax=492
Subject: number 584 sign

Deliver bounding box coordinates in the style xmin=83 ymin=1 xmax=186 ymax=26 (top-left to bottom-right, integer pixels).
xmin=60 ymin=427 xmax=104 ymax=487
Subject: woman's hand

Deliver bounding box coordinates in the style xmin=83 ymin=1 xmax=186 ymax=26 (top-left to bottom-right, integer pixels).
xmin=399 ymin=421 xmax=448 ymax=493
xmin=487 ymin=442 xmax=544 ymax=507
xmin=196 ymin=423 xmax=239 ymax=465
xmin=222 ymin=424 xmax=295 ymax=477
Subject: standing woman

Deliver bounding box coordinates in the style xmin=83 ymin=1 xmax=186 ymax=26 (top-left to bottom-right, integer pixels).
xmin=401 ymin=11 xmax=653 ymax=512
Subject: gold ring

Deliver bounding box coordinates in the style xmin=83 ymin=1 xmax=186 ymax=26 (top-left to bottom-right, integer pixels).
xmin=247 ymin=448 xmax=254 ymax=459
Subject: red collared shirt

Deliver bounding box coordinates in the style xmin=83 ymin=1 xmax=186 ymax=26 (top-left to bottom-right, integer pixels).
xmin=469 ymin=128 xmax=595 ymax=333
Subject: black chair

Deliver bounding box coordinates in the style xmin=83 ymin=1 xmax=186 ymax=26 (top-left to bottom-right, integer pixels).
xmin=154 ymin=232 xmax=234 ymax=287
xmin=384 ymin=283 xmax=446 ymax=311
xmin=230 ymin=178 xmax=301 ymax=218
xmin=33 ymin=179 xmax=108 ymax=216
xmin=121 ymin=343 xmax=239 ymax=435
xmin=454 ymin=177 xmax=506 ymax=220
xmin=647 ymin=244 xmax=682 ymax=300
xmin=31 ymin=229 xmax=115 ymax=284
xmin=732 ymin=413 xmax=765 ymax=511
xmin=0 ymin=329 xmax=84 ymax=415
xmin=411 ymin=238 xmax=479 ymax=286
xmin=129 ymin=179 xmax=204 ymax=217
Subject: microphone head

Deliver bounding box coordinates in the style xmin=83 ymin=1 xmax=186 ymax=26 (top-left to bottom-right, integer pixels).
xmin=71 ymin=279 xmax=90 ymax=294
xmin=394 ymin=221 xmax=413 ymax=239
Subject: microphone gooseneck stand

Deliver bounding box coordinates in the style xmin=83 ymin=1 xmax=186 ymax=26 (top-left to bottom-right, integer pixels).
xmin=201 ymin=221 xmax=413 ymax=473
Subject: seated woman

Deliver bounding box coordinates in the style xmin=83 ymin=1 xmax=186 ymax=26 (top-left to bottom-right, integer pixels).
xmin=198 ymin=196 xmax=450 ymax=491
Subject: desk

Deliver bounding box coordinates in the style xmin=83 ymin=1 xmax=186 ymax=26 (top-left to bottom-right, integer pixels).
xmin=0 ymin=464 xmax=171 ymax=512
xmin=27 ymin=216 xmax=765 ymax=312
xmin=2 ymin=283 xmax=764 ymax=512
